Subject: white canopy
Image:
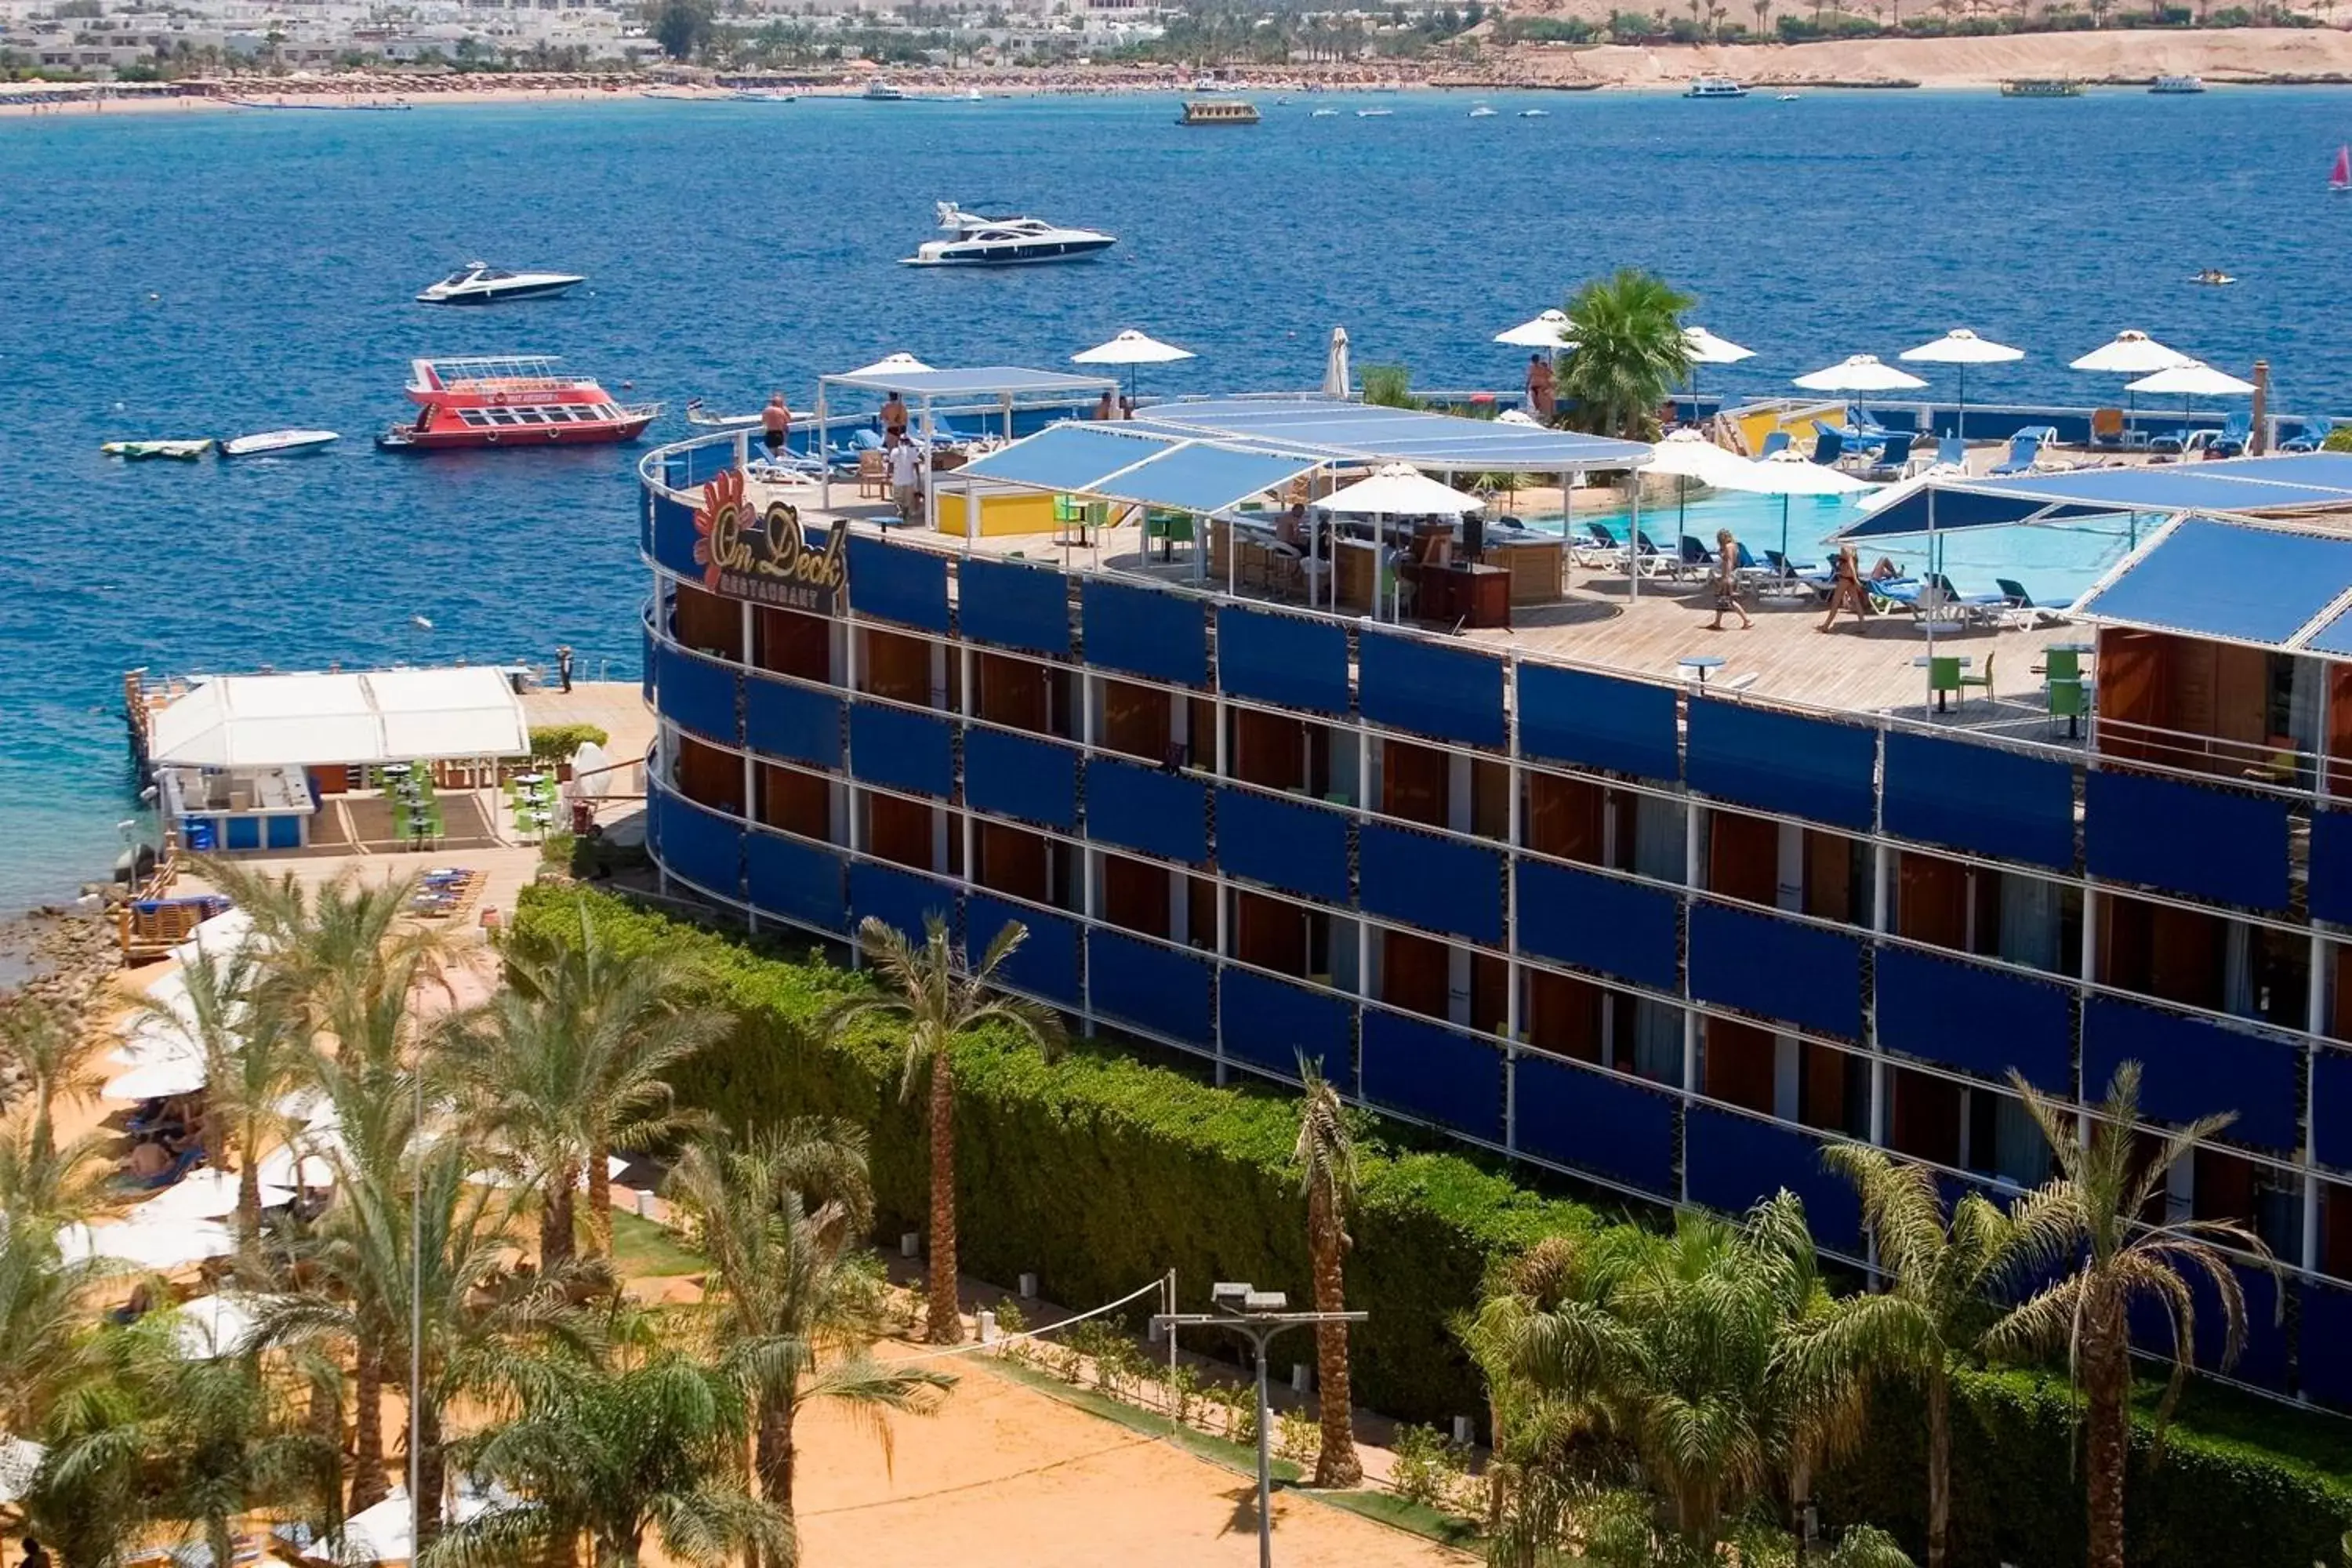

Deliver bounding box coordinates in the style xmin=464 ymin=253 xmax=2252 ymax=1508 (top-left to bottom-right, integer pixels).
xmin=1683 ymin=326 xmax=1755 ymax=365
xmin=1715 ymin=449 xmax=1875 ymax=497
xmin=132 ymin=1168 xmax=294 ymax=1225
xmin=257 ymin=1141 xmax=343 ymax=1191
xmin=1321 ymin=463 xmax=1485 ymax=516
xmin=103 ymin=1054 xmax=208 ymax=1101
xmin=1495 ymin=408 xmax=1542 ymax=427
xmin=328 ymin=1489 xmax=506 ymax=1566
xmin=149 ymin=667 xmax=529 ymax=769
xmin=1071 ymin=328 xmax=1195 ymax=367
xmin=168 ymin=909 xmax=257 ymax=967
xmin=1792 ymin=354 xmax=1927 ymax=394
xmin=1494 ymin=309 xmax=1573 ymax=349
xmin=0 ymin=1436 xmax=42 ymax=1505
xmin=1321 ymin=327 xmax=1351 ymax=397
xmin=57 ymin=1218 xmax=234 ymax=1271
xmin=2070 ymin=329 xmax=2194 ymax=375
xmin=843 ymin=351 xmax=933 ymax=379
xmin=2125 ymin=361 xmax=2257 ymax=396
xmin=1900 ymin=328 xmax=2024 ymax=367
xmin=169 ymin=1292 xmax=270 ymax=1359
xmin=1643 ymin=428 xmax=1754 ymax=485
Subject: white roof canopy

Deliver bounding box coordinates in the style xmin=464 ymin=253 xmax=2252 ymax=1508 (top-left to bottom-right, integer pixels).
xmin=149 ymin=668 xmax=530 ymax=769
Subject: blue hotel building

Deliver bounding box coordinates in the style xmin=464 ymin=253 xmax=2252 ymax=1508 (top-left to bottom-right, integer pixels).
xmin=635 ymin=401 xmax=2352 ymax=1409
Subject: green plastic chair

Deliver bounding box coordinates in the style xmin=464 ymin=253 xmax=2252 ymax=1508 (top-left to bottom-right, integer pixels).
xmin=2049 ymin=677 xmax=2089 ymax=737
xmin=1928 ymin=656 xmax=1963 ymax=709
xmin=2044 ymin=647 xmax=2082 ymax=683
xmin=1051 ymin=494 xmax=1081 ymax=525
xmin=1956 ymin=651 xmax=1994 ymax=702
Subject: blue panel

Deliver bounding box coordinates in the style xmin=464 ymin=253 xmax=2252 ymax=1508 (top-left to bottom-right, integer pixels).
xmin=746 ymin=831 xmax=847 ymax=934
xmin=1360 ymin=1011 xmax=1504 ymax=1139
xmin=1515 ymin=1054 xmax=1675 ymax=1193
xmin=846 ymin=535 xmax=949 ymax=632
xmin=1876 ymin=946 xmax=2071 ymax=1092
xmin=744 ymin=675 xmax=842 ymax=769
xmin=955 ymin=423 xmax=1177 ymax=491
xmin=848 ymin=702 xmax=953 ymax=799
xmin=962 ymin=728 xmax=1077 ymax=832
xmin=1089 ymin=931 xmax=1213 ymax=1047
xmin=1131 ymin=397 xmax=1652 ymax=470
xmin=958 ymin=556 xmax=1071 ymax=656
xmin=1690 ymin=903 xmax=1863 ymax=1039
xmin=2083 ymin=996 xmax=2299 ymax=1152
xmin=2085 ymin=770 xmax=2288 ymax=912
xmin=1882 ymin=731 xmax=2076 ymax=871
xmin=966 ymin=895 xmax=1081 ymax=1008
xmin=1087 ymin=757 xmax=1208 ymax=865
xmin=1686 ymin=1105 xmax=1861 ymax=1254
xmin=1516 ymin=860 xmax=1679 ymax=992
xmin=224 ymin=815 xmax=260 ymax=851
xmin=1220 ymin=969 xmax=1356 ymax=1093
xmin=2318 ymin=1050 xmax=2352 ymax=1171
xmin=1359 ymin=824 xmax=1502 ymax=946
xmin=1358 ymin=633 xmax=1505 ymax=748
xmin=1105 ymin=443 xmax=1316 ymax=513
xmin=265 ymin=815 xmax=302 ymax=851
xmin=1688 ymin=699 xmax=1877 ymax=831
xmin=2079 ymin=519 xmax=2352 ymax=645
xmin=1516 ymin=665 xmax=1680 ymax=782
xmin=1082 ymin=579 xmax=1207 ymax=687
xmin=658 ymin=790 xmax=745 ymax=901
xmin=659 ymin=644 xmax=741 ymax=746
xmin=2299 ymin=1283 xmax=2352 ymax=1410
xmin=649 ymin=492 xmax=703 ymax=582
xmin=2311 ymin=810 xmax=2352 ymax=925
xmin=1218 ymin=606 xmax=1350 ymax=717
xmin=1215 ymin=788 xmax=1351 ymax=904
xmin=847 ymin=861 xmax=956 ymax=948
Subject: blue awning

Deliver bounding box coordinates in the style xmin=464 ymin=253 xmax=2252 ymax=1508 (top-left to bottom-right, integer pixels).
xmin=1130 ymin=397 xmax=1652 ymax=470
xmin=2074 ymin=517 xmax=2352 ymax=651
xmin=1835 ymin=452 xmax=2352 ymax=540
xmin=953 ymin=422 xmax=1320 ymax=514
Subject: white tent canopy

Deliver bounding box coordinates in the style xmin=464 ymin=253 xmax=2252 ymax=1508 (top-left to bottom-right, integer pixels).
xmin=1321 ymin=463 xmax=1485 ymax=516
xmin=56 ymin=1218 xmax=235 ymax=1271
xmin=169 ymin=1292 xmax=271 ymax=1359
xmin=133 ymin=1168 xmax=295 ymax=1225
xmin=149 ymin=668 xmax=530 ymax=769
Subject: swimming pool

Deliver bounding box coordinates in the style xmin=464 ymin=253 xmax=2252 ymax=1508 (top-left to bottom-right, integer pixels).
xmin=1523 ymin=490 xmax=2140 ymax=609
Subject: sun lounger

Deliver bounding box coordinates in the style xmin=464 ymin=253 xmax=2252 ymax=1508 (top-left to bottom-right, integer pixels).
xmin=1676 ymin=534 xmax=1715 ymax=579
xmin=1571 ymin=519 xmax=1621 ymax=569
xmin=2212 ymin=412 xmax=2251 ymax=457
xmin=1809 ymin=426 xmax=1845 ymax=467
xmin=1846 ymin=405 xmax=1902 ymax=442
xmin=2147 ymin=427 xmax=2188 ymax=456
xmin=1765 ymin=548 xmax=1820 ymax=583
xmin=2090 ymin=407 xmax=2126 ymax=448
xmin=1758 ymin=430 xmax=1790 ymax=459
xmin=1990 ymin=435 xmax=2041 ymax=476
xmin=1936 ymin=435 xmax=1965 ymax=469
xmin=1865 ymin=432 xmax=1915 ymax=481
xmin=1927 ymin=572 xmax=2012 ymax=625
xmin=2282 ymin=423 xmax=2335 ymax=453
xmin=1996 ymin=577 xmax=2067 ymax=628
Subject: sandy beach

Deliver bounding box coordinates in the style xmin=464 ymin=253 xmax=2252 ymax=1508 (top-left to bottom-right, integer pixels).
xmin=4 ymin=27 xmax=2352 ymax=119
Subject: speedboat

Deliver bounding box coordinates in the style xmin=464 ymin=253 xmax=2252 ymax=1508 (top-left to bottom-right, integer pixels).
xmin=220 ymin=428 xmax=339 ymax=458
xmin=375 ymin=357 xmax=659 ymax=452
xmin=415 ymin=263 xmax=585 ymax=306
xmin=685 ymin=398 xmax=764 ymax=430
xmin=2190 ymin=269 xmax=2238 ymax=286
xmin=902 ymin=201 xmax=1116 ymax=266
xmin=103 ymin=439 xmax=212 ymax=461
xmin=1356 ymin=107 xmax=1393 ymax=118
xmin=1468 ymin=103 xmax=1497 ymax=117
xmin=1777 ymin=91 xmax=1801 ymax=101
xmin=1310 ymin=106 xmax=1340 ymax=117
xmin=1518 ymin=107 xmax=1550 ymax=118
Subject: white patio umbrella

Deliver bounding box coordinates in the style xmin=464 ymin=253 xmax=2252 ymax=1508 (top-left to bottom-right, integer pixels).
xmin=1712 ymin=448 xmax=1874 ymax=570
xmin=169 ymin=1292 xmax=270 ymax=1359
xmin=2125 ymin=360 xmax=2257 ymax=426
xmin=103 ymin=1054 xmax=208 ymax=1101
xmin=0 ymin=1436 xmax=43 ymax=1506
xmin=843 ymin=350 xmax=932 ymax=379
xmin=168 ymin=908 xmax=256 ymax=967
xmin=1321 ymin=463 xmax=1485 ymax=516
xmin=1898 ymin=328 xmax=2024 ymax=441
xmin=1494 ymin=309 xmax=1574 ymax=348
xmin=571 ymin=739 xmax=614 ymax=800
xmin=132 ymin=1167 xmax=295 ymax=1224
xmin=1496 ymin=408 xmax=1541 ymax=427
xmin=256 ymin=1146 xmax=339 ymax=1190
xmin=327 ymin=1489 xmax=506 ymax=1566
xmin=56 ymin=1218 xmax=235 ymax=1271
xmin=1645 ymin=428 xmax=1755 ymax=543
xmin=110 ymin=1014 xmax=202 ymax=1068
xmin=1321 ymin=326 xmax=1351 ymax=397
xmin=2071 ymin=329 xmax=2194 ymax=427
xmin=1682 ymin=325 xmax=1755 ymax=413
xmin=1792 ymin=354 xmax=1929 ymax=395
xmin=1072 ymin=328 xmax=1195 ymax=401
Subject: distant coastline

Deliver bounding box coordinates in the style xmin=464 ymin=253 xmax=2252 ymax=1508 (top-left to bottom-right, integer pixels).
xmin=5 ymin=27 xmax=2352 ymax=117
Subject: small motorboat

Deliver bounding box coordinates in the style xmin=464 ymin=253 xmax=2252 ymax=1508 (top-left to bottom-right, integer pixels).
xmin=1356 ymin=107 xmax=1393 ymax=118
xmin=1777 ymin=91 xmax=1802 ymax=101
xmin=685 ymin=398 xmax=764 ymax=430
xmin=2190 ymin=269 xmax=2238 ymax=286
xmin=1468 ymin=103 xmax=1497 ymax=117
xmin=103 ymin=439 xmax=212 ymax=461
xmin=220 ymin=429 xmax=339 ymax=458
xmin=1310 ymin=107 xmax=1340 ymax=118
xmin=1519 ymin=107 xmax=1550 ymax=118
xmin=731 ymin=89 xmax=795 ymax=103
xmin=415 ymin=263 xmax=586 ymax=306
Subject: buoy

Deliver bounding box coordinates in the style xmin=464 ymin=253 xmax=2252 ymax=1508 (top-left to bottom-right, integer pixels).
xmin=410 ymin=614 xmax=434 ymax=630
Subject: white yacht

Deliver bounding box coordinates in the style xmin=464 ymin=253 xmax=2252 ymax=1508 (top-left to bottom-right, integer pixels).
xmin=1683 ymin=76 xmax=1749 ymax=98
xmin=902 ymin=201 xmax=1116 ymax=267
xmin=414 ymin=263 xmax=585 ymax=306
xmin=1468 ymin=103 xmax=1498 ymax=117
xmin=2151 ymin=74 xmax=2206 ymax=93
xmin=861 ymin=77 xmax=906 ymax=100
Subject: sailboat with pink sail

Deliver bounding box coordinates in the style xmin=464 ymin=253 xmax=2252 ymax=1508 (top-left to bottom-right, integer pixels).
xmin=2333 ymin=144 xmax=2350 ymax=193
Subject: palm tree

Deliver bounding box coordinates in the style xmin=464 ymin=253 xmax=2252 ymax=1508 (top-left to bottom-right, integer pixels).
xmin=1811 ymin=1145 xmax=2024 ymax=1568
xmin=1555 ymin=268 xmax=1694 ymax=440
xmin=664 ymin=1121 xmax=951 ymax=1544
xmin=426 ymin=1327 xmax=790 ymax=1568
xmin=826 ymin=916 xmax=1063 ymax=1345
xmin=1292 ymin=1057 xmax=1362 ymax=1487
xmin=141 ymin=949 xmax=310 ymax=1249
xmin=1984 ymin=1064 xmax=2270 ymax=1568
xmin=0 ymin=1208 xmax=100 ymax=1439
xmin=1 ymin=998 xmax=100 ymax=1162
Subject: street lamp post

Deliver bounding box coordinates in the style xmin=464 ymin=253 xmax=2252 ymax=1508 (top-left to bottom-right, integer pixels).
xmin=1152 ymin=1283 xmax=1367 ymax=1568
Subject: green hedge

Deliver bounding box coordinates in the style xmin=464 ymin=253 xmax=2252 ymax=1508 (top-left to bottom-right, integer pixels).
xmin=521 ymin=887 xmax=2352 ymax=1559
xmin=1819 ymin=1367 xmax=2352 ymax=1568
xmin=514 ymin=886 xmax=1592 ymax=1421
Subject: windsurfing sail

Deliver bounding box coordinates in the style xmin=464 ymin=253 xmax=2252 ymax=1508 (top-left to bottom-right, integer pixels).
xmin=2333 ymin=144 xmax=2350 ymax=191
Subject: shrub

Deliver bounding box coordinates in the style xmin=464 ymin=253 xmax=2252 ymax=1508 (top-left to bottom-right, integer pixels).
xmin=1276 ymin=1407 xmax=1321 ymax=1467
xmin=1389 ymin=1422 xmax=1453 ymax=1507
xmin=2325 ymin=426 xmax=2352 ymax=453
xmin=528 ymin=721 xmax=610 ymax=760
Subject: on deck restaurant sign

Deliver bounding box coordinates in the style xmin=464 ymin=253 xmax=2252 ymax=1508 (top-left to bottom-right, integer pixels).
xmin=691 ymin=469 xmax=847 ymax=614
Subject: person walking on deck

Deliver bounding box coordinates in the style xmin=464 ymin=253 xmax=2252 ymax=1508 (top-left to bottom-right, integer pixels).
xmin=1709 ymin=528 xmax=1753 ymax=631
xmin=760 ymin=393 xmax=790 ymax=457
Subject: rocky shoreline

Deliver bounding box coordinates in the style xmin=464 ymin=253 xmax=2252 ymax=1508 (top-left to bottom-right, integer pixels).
xmin=0 ymin=908 xmax=122 ymax=1106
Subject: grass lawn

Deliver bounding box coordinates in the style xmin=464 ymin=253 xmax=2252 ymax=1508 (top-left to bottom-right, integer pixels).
xmin=608 ymin=1210 xmax=705 ymax=1277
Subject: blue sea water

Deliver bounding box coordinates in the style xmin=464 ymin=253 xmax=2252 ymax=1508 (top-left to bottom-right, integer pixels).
xmin=3 ymin=87 xmax=2348 ymax=912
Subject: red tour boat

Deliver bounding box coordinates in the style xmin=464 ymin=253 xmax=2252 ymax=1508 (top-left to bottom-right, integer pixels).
xmin=376 ymin=357 xmax=661 ymax=451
